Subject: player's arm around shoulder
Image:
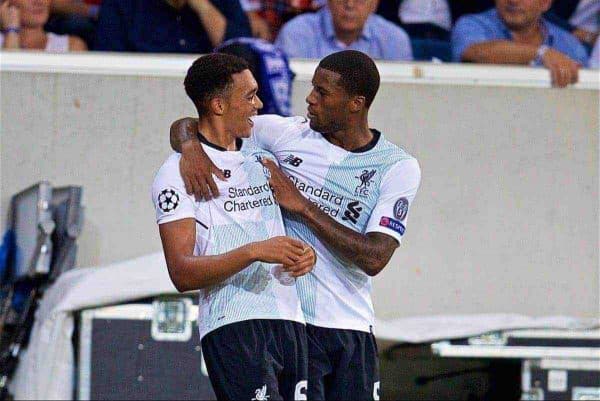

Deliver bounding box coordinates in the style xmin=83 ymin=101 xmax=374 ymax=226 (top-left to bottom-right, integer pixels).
xmin=152 ymin=156 xmax=314 ymax=291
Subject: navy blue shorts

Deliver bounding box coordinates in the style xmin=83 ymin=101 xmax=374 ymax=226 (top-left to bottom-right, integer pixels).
xmin=307 ymin=324 xmax=380 ymax=401
xmin=201 ymin=319 xmax=308 ymax=401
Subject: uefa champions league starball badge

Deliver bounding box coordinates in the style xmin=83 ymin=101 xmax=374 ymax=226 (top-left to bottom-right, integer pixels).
xmin=158 ymin=188 xmax=180 ymax=213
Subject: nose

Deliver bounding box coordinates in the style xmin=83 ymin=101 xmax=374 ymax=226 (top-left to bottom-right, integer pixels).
xmin=306 ymin=89 xmax=316 ymax=106
xmin=255 ymin=95 xmax=263 ymax=110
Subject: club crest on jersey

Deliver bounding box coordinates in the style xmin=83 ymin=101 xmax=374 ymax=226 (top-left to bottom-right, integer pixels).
xmin=354 ymin=169 xmax=376 ymax=197
xmin=157 ymin=188 xmax=180 ymax=213
xmin=252 ymin=385 xmax=270 ymax=401
xmin=380 ymin=216 xmax=405 ymax=235
xmin=394 ymin=197 xmax=409 ymax=221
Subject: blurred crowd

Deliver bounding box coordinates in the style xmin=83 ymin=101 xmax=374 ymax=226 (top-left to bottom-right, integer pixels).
xmin=0 ymin=0 xmax=598 ymax=86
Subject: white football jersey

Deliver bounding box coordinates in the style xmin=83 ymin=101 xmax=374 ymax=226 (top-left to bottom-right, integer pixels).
xmin=152 ymin=139 xmax=305 ymax=339
xmin=251 ymin=115 xmax=421 ymax=333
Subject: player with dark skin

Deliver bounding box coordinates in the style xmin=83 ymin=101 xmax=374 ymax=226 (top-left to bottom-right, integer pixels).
xmin=170 ymin=64 xmax=399 ymax=278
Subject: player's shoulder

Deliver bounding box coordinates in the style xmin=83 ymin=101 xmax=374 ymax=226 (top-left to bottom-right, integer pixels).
xmin=152 ymin=153 xmax=184 ymax=191
xmin=252 ymin=114 xmax=308 ymax=134
xmin=372 ymin=133 xmax=420 ymax=179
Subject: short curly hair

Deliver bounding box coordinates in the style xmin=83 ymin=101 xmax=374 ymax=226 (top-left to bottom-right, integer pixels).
xmin=184 ymin=53 xmax=249 ymax=117
xmin=318 ymin=50 xmax=380 ymax=108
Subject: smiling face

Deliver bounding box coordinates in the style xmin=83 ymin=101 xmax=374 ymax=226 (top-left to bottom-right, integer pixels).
xmin=12 ymin=0 xmax=50 ymax=28
xmin=495 ymin=0 xmax=551 ymax=31
xmin=305 ymin=67 xmax=353 ymax=134
xmin=221 ymin=69 xmax=263 ymax=138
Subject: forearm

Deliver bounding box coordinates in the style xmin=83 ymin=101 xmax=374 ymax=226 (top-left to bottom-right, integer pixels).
xmin=167 ymin=244 xmax=257 ymax=292
xmin=191 ymin=0 xmax=227 ymax=47
xmin=299 ymin=202 xmax=387 ymax=276
xmin=2 ymin=31 xmax=19 ymax=49
xmin=461 ymin=41 xmax=537 ymax=65
xmin=51 ymin=0 xmax=93 ymax=17
xmin=170 ymin=117 xmax=198 ymax=152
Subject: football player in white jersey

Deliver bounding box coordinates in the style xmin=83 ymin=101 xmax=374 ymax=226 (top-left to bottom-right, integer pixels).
xmin=152 ymin=54 xmax=315 ymax=401
xmin=170 ymin=50 xmax=421 ymax=401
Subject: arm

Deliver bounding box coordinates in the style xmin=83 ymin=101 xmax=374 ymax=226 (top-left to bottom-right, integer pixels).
xmin=170 ymin=117 xmax=226 ymax=200
xmin=0 ymin=1 xmax=20 ymax=49
xmin=261 ymin=159 xmax=399 ymax=276
xmin=50 ymin=0 xmax=99 ymax=19
xmin=159 ymin=219 xmax=311 ymax=292
xmin=188 ymin=0 xmax=227 ymax=47
xmin=68 ymin=35 xmax=88 ymax=51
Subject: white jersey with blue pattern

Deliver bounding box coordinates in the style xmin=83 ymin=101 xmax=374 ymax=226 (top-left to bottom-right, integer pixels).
xmin=152 ymin=140 xmax=305 ymax=339
xmin=250 ymin=115 xmax=421 ymax=333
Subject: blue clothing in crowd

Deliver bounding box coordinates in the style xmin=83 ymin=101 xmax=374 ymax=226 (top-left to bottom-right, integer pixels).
xmin=94 ymin=0 xmax=251 ymax=53
xmin=275 ymin=6 xmax=413 ymax=61
xmin=451 ymin=9 xmax=589 ymax=66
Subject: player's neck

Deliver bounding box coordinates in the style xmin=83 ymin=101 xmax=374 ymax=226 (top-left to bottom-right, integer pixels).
xmin=197 ymin=119 xmax=238 ymax=151
xmin=325 ymin=121 xmax=373 ymax=152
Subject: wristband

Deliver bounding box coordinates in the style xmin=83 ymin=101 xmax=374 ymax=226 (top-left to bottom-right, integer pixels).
xmin=2 ymin=27 xmax=20 ymax=35
xmin=533 ymin=44 xmax=549 ymax=66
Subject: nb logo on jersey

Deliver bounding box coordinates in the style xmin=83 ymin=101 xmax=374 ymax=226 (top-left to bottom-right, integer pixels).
xmin=354 ymin=169 xmax=376 ymax=197
xmin=342 ymin=201 xmax=362 ymax=224
xmin=252 ymin=385 xmax=270 ymax=401
xmin=283 ymin=154 xmax=303 ymax=167
xmin=223 ymin=169 xmax=231 ymax=178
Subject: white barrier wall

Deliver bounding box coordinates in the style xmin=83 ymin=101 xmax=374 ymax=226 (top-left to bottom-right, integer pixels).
xmin=1 ymin=52 xmax=598 ymax=319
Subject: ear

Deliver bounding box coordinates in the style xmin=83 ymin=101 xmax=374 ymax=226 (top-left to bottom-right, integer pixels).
xmin=209 ymin=97 xmax=225 ymax=116
xmin=349 ymin=95 xmax=366 ymax=113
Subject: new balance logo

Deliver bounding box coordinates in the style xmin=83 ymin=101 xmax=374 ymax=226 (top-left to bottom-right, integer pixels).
xmin=282 ymin=155 xmax=303 ymax=167
xmin=342 ymin=201 xmax=362 ymax=224
xmin=252 ymin=385 xmax=270 ymax=401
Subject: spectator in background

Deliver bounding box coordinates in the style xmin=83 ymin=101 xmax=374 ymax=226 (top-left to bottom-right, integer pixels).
xmin=0 ymin=0 xmax=87 ymax=51
xmin=589 ymin=37 xmax=599 ymax=68
xmin=94 ymin=0 xmax=251 ymax=53
xmin=45 ymin=0 xmax=100 ymax=47
xmin=240 ymin=0 xmax=326 ymax=41
xmin=275 ymin=0 xmax=412 ymax=61
xmin=452 ymin=0 xmax=588 ymax=88
xmin=545 ymin=0 xmax=599 ymax=49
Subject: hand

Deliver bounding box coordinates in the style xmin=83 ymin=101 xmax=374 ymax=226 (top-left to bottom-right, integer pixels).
xmin=261 ymin=158 xmax=310 ymax=214
xmin=573 ymin=28 xmax=598 ymax=46
xmin=0 ymin=0 xmax=20 ymax=31
xmin=180 ymin=138 xmax=227 ymax=201
xmin=251 ymin=236 xmax=308 ymax=265
xmin=542 ymin=49 xmax=580 ymax=88
xmin=247 ymin=11 xmax=272 ymax=41
xmin=284 ymin=245 xmax=316 ymax=278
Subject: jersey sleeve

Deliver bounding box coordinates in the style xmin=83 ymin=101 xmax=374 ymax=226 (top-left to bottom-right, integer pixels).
xmin=365 ymin=158 xmax=421 ymax=244
xmin=250 ymin=114 xmax=305 ymax=153
xmin=151 ymin=154 xmax=197 ymax=225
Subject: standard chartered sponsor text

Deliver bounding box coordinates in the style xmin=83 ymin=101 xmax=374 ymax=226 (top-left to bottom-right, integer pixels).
xmin=288 ymin=174 xmax=343 ymax=218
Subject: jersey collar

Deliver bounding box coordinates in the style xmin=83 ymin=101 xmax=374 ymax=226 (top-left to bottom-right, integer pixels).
xmin=197 ymin=131 xmax=243 ymax=152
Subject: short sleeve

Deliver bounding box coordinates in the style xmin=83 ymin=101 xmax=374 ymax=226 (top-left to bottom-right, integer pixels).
xmin=365 ymin=158 xmax=421 ymax=244
xmin=151 ymin=154 xmax=196 ymax=225
xmin=250 ymin=114 xmax=304 ymax=153
xmin=451 ymin=15 xmax=491 ymax=61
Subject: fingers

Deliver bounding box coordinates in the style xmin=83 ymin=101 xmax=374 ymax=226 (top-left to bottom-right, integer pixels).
xmin=206 ymin=171 xmax=221 ymax=199
xmin=286 ymin=237 xmax=308 ymax=253
xmin=261 ymin=158 xmax=279 ymax=174
xmin=212 ymin=163 xmax=227 ymax=182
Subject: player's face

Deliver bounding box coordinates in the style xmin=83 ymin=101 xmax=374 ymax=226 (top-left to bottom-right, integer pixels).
xmin=12 ymin=0 xmax=50 ymax=27
xmin=495 ymin=0 xmax=551 ymax=31
xmin=306 ymin=67 xmax=353 ymax=134
xmin=222 ymin=69 xmax=263 ymax=138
